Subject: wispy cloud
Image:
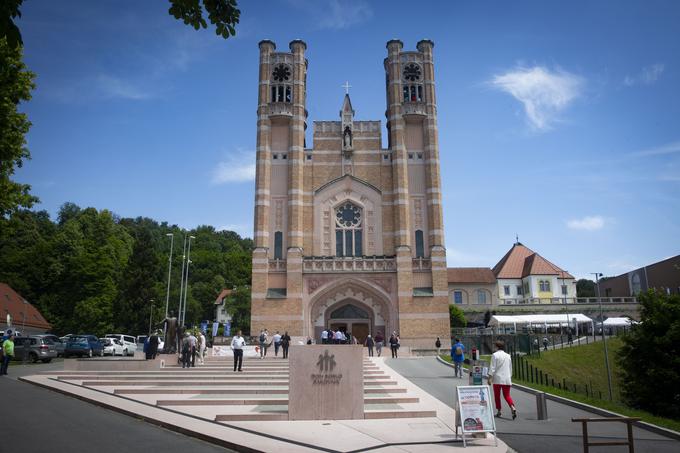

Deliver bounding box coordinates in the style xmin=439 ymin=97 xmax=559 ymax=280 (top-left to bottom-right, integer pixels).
xmin=623 ymin=63 xmax=665 ymax=87
xmin=211 ymin=149 xmax=256 ymax=184
xmin=288 ymin=0 xmax=373 ymax=30
xmin=490 ymin=65 xmax=584 ymax=130
xmin=217 ymin=224 xmax=252 ymax=238
xmin=567 ymin=216 xmax=605 ymax=231
xmin=95 ymin=74 xmax=152 ymax=100
xmin=629 ymin=140 xmax=680 ymax=157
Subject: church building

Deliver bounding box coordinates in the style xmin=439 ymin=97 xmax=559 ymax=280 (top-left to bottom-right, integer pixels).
xmin=250 ymin=39 xmax=450 ymax=348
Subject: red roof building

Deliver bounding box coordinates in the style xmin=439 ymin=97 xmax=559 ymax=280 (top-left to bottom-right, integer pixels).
xmin=0 ymin=283 xmax=52 ymax=334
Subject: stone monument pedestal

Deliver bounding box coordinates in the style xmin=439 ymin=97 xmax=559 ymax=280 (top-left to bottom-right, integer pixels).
xmin=288 ymin=345 xmax=364 ymax=420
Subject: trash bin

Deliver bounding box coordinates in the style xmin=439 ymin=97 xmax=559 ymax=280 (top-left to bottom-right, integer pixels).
xmin=536 ymin=392 xmax=548 ymax=420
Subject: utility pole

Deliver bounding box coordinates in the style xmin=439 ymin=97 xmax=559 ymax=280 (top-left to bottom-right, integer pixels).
xmin=593 ymin=272 xmax=614 ymax=401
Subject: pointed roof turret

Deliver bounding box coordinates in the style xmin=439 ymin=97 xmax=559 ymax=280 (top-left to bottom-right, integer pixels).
xmin=340 ymin=93 xmax=355 ymax=119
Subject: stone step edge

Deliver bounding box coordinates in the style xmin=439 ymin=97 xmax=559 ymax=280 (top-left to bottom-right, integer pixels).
xmin=214 ymin=410 xmax=437 ymax=422
xmin=114 ymin=387 xmax=408 ymax=395
xmin=155 ymin=397 xmax=419 ymax=406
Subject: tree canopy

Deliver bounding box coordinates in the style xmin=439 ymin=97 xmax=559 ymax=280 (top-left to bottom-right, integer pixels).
xmin=0 ymin=204 xmax=253 ymax=336
xmin=576 ymin=279 xmax=597 ymax=297
xmin=617 ymin=290 xmax=680 ymax=418
xmin=0 ymin=36 xmax=38 ymax=217
xmin=449 ymin=305 xmax=467 ymax=328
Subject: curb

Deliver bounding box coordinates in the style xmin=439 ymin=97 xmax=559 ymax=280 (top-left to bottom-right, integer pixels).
xmin=435 ymin=355 xmax=680 ymax=441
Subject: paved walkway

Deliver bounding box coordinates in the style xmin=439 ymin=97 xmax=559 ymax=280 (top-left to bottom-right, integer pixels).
xmin=384 ymin=357 xmax=680 ymax=453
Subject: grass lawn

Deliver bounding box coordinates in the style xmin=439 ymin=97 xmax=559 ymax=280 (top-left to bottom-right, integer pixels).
xmin=439 ymin=339 xmax=680 ymax=433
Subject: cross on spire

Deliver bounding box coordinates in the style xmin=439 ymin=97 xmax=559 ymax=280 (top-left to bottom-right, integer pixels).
xmin=342 ymin=81 xmax=352 ymax=95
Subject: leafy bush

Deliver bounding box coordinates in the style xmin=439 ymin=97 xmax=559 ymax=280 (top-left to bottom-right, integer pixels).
xmin=617 ymin=290 xmax=680 ymax=419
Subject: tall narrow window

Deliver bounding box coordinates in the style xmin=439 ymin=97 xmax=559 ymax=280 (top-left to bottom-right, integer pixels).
xmin=274 ymin=231 xmax=283 ymax=260
xmin=415 ymin=230 xmax=424 ymax=258
xmin=335 ymin=201 xmax=362 ymax=257
xmin=453 ymin=291 xmax=463 ymax=304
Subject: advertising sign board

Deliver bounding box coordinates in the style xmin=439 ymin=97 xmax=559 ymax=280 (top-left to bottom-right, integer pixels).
xmin=455 ymin=385 xmax=497 ymax=447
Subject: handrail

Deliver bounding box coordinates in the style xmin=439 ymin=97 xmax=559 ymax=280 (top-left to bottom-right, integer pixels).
xmin=571 ymin=417 xmax=641 ymax=452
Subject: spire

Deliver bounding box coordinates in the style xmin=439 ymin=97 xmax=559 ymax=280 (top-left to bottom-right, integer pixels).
xmin=340 ymin=93 xmax=354 ymax=118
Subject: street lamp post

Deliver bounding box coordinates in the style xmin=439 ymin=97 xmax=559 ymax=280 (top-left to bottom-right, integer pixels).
xmin=181 ymin=236 xmax=196 ymax=326
xmin=163 ymin=233 xmax=174 ymax=337
xmin=593 ymin=272 xmax=614 ymax=401
xmin=148 ymin=299 xmax=155 ymax=335
xmin=561 ymin=272 xmax=570 ymax=338
xmin=177 ymin=234 xmax=188 ymax=326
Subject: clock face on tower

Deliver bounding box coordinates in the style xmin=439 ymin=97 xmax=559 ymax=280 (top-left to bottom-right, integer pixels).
xmin=272 ymin=64 xmax=291 ymax=82
xmin=335 ymin=202 xmax=362 ymax=228
xmin=403 ymin=63 xmax=421 ymax=82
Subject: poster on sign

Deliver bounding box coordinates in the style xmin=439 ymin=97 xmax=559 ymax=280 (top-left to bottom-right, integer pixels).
xmin=456 ymin=385 xmax=496 ymax=434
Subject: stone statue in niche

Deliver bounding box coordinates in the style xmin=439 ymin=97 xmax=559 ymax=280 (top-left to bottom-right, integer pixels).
xmin=343 ymin=126 xmax=352 ymax=148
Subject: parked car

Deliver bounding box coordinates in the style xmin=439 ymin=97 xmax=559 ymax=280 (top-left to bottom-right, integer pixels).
xmin=12 ymin=336 xmax=58 ymax=363
xmin=104 ymin=334 xmax=137 ymax=356
xmin=100 ymin=338 xmax=125 ymax=356
xmin=64 ymin=335 xmax=104 ymax=358
xmin=136 ymin=335 xmax=148 ymax=346
xmin=34 ymin=334 xmax=65 ymax=357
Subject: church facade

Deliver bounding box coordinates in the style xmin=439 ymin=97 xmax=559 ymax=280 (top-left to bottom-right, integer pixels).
xmin=250 ymin=39 xmax=450 ymax=348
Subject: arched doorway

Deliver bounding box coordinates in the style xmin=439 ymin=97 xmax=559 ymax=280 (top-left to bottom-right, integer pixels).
xmin=308 ymin=279 xmax=393 ymax=345
xmin=327 ymin=302 xmax=371 ymax=344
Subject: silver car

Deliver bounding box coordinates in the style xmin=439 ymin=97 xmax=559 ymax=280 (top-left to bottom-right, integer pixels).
xmin=34 ymin=334 xmax=65 ymax=357
xmin=13 ymin=336 xmax=58 ymax=363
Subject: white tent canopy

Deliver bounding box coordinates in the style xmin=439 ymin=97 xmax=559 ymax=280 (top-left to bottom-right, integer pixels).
xmin=489 ymin=313 xmax=593 ymax=334
xmin=603 ymin=317 xmax=636 ymax=326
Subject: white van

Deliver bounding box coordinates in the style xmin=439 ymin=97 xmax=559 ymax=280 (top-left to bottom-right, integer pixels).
xmin=104 ymin=334 xmax=137 ymax=356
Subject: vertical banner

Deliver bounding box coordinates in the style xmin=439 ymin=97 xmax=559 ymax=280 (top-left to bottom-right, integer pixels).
xmin=212 ymin=322 xmax=219 ymax=337
xmin=200 ymin=321 xmax=208 ymax=334
xmin=224 ymin=321 xmax=231 ymax=337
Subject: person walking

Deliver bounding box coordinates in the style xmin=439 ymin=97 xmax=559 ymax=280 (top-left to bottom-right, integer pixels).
xmin=435 ymin=337 xmax=442 ymax=355
xmin=365 ymin=335 xmax=375 ymax=357
xmin=389 ymin=332 xmax=400 ymax=358
xmin=258 ymin=329 xmax=267 ymax=359
xmin=321 ymin=329 xmax=329 ymax=345
xmin=374 ymin=332 xmax=384 ymax=357
xmin=1 ymin=334 xmax=15 ymax=375
xmin=281 ymin=331 xmax=291 ymax=359
xmin=189 ymin=331 xmax=198 ymax=367
xmin=451 ymin=338 xmax=465 ymax=378
xmin=542 ymin=337 xmax=549 ymax=351
xmin=198 ymin=331 xmax=206 ymax=365
xmin=231 ymin=330 xmax=245 ymax=372
xmin=273 ymin=331 xmax=282 ymax=357
xmin=180 ymin=333 xmax=191 ymax=369
xmin=488 ymin=340 xmax=517 ymax=419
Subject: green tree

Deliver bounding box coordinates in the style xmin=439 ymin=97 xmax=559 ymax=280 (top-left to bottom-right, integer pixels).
xmin=223 ymin=286 xmax=251 ymax=334
xmin=576 ymin=279 xmax=597 ymax=297
xmin=0 ymin=0 xmax=22 ymax=48
xmin=168 ymin=0 xmax=240 ymax=39
xmin=617 ymin=290 xmax=680 ymax=418
xmin=449 ymin=305 xmax=466 ymax=328
xmin=0 ymin=37 xmax=37 ymax=217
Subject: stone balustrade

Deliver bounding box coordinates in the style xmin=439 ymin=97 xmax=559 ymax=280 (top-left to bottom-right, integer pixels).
xmin=302 ymin=256 xmax=397 ymax=273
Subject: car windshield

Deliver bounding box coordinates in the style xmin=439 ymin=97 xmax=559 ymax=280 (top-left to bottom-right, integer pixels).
xmin=43 ymin=338 xmax=55 ymax=345
xmin=70 ymin=337 xmax=88 ymax=344
xmin=102 ymin=339 xmax=113 ymax=345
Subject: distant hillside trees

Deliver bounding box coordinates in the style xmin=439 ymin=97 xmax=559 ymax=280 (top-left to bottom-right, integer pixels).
xmin=0 ymin=203 xmax=252 ymax=336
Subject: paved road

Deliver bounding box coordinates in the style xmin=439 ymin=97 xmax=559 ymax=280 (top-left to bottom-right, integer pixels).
xmin=0 ymin=360 xmax=235 ymax=453
xmin=385 ymin=357 xmax=680 ymax=453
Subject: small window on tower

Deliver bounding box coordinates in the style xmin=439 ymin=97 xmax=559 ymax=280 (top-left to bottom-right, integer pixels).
xmin=403 ymin=86 xmax=409 ymax=102
xmin=417 ymin=153 xmax=423 ymax=160
xmin=273 ymin=154 xmax=278 ymax=160
xmin=282 ymin=154 xmax=287 ymax=159
xmin=408 ymin=153 xmax=414 ymax=160
xmin=306 ymin=154 xmax=312 ymax=161
xmin=383 ymin=154 xmax=389 ymax=160
xmin=285 ymin=86 xmax=292 ymax=103
xmin=417 ymin=85 xmax=423 ymax=101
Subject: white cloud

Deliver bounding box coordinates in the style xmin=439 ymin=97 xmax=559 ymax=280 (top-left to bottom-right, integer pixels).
xmin=629 ymin=140 xmax=680 ymax=157
xmin=211 ymin=150 xmax=256 ymax=184
xmin=490 ymin=65 xmax=583 ymax=130
xmin=623 ymin=63 xmax=665 ymax=86
xmin=289 ymin=0 xmax=373 ymax=30
xmin=567 ymin=216 xmax=605 ymax=231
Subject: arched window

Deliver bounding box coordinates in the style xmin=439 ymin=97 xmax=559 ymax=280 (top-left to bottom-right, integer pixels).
xmin=271 ymin=64 xmax=292 ymax=103
xmin=415 ymin=230 xmax=424 ymax=258
xmin=335 ymin=201 xmax=362 ymax=257
xmin=402 ymin=63 xmax=423 ymax=102
xmin=274 ymin=231 xmax=283 ymax=260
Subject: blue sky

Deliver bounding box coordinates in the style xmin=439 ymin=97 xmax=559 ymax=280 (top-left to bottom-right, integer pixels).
xmin=15 ymin=0 xmax=680 ymax=279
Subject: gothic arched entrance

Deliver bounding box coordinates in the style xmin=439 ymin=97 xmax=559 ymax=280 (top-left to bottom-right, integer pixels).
xmin=307 ymin=278 xmax=393 ymax=345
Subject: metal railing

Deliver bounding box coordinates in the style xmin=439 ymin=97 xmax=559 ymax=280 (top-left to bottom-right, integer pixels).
xmin=572 ymin=417 xmax=640 ymax=452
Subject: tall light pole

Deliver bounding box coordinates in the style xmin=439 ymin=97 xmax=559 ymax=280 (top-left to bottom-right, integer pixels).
xmin=593 ymin=272 xmax=614 ymax=401
xmin=163 ymin=233 xmax=174 ymax=336
xmin=561 ymin=272 xmax=570 ymax=337
xmin=177 ymin=234 xmax=188 ymax=326
xmin=181 ymin=236 xmax=196 ymax=326
xmin=148 ymin=299 xmax=155 ymax=335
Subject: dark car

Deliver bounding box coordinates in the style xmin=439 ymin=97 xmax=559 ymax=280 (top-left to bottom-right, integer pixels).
xmin=13 ymin=336 xmax=58 ymax=363
xmin=64 ymin=335 xmax=104 ymax=358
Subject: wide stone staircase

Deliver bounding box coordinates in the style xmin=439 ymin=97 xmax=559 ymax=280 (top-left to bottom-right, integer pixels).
xmin=48 ymin=356 xmax=436 ymax=422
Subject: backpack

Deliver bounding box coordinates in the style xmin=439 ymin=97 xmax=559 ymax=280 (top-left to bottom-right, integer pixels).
xmin=259 ymin=333 xmax=266 ymax=343
xmin=455 ymin=345 xmax=463 ymax=356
